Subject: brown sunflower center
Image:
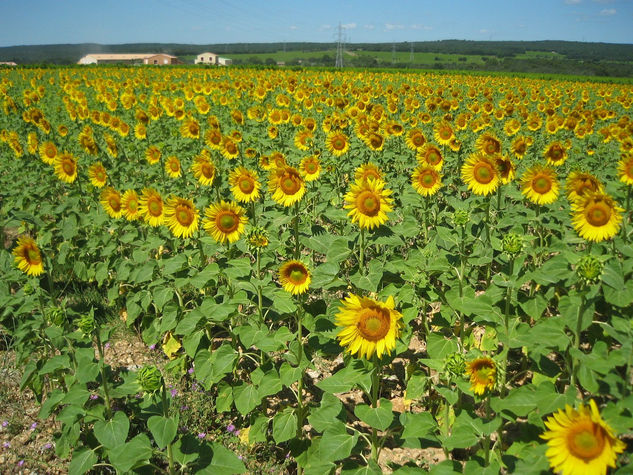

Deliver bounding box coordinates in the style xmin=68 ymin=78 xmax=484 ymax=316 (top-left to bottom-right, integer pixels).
xmin=532 ymin=175 xmax=552 ymax=194
xmin=473 ymin=162 xmax=495 ymax=184
xmin=567 ymin=420 xmax=606 ymax=461
xmin=234 ymin=176 xmax=252 ymax=193
xmin=332 ymin=137 xmax=346 ymax=150
xmin=485 ymin=141 xmax=499 ymax=155
xmin=474 ymin=364 xmax=495 ymax=384
xmin=148 ymin=198 xmax=162 ymax=216
xmin=412 ymin=134 xmax=424 ymax=147
xmin=427 ymin=151 xmax=441 ymax=166
xmin=439 ymin=127 xmax=452 ymax=139
xmin=176 ymin=207 xmax=194 ymax=227
xmin=280 ymin=174 xmax=301 ymax=195
xmin=356 ymin=307 xmax=390 ymax=341
xmin=62 ymin=160 xmax=75 ymax=175
xmin=305 ymin=161 xmax=317 ymax=174
xmin=419 ymin=171 xmax=436 ymax=188
xmin=46 ymin=146 xmax=56 ymax=158
xmin=201 ymin=163 xmax=214 ymax=178
xmin=356 ymin=190 xmax=381 ymax=216
xmin=170 ymin=161 xmax=180 ymax=172
xmin=109 ymin=198 xmax=121 ymax=212
xmin=27 ymin=248 xmax=41 ymax=264
xmin=216 ymin=211 xmax=239 ymax=233
xmin=287 ymin=265 xmax=308 ymax=285
xmin=127 ymin=199 xmax=138 ymax=212
xmin=225 ymin=143 xmax=237 ymax=154
xmin=585 ymin=201 xmax=612 ymax=227
xmin=370 ymin=135 xmax=383 ymax=148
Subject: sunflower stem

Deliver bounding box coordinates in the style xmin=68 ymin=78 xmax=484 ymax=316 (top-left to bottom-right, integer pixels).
xmin=623 ymin=186 xmax=632 ymax=243
xmin=570 ymin=289 xmax=586 ymax=391
xmin=256 ymin=248 xmax=263 ymax=321
xmin=161 ymin=381 xmax=176 ymax=475
xmin=293 ymin=202 xmax=300 ymax=259
xmin=483 ymin=395 xmax=492 ymax=466
xmin=295 ymin=298 xmax=305 ymax=439
xmin=95 ymin=330 xmax=112 ymax=420
xmin=359 ymin=228 xmax=366 ymax=275
xmin=370 ymin=355 xmax=381 ymax=463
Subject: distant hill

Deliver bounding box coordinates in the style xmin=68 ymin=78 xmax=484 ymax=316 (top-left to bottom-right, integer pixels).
xmin=1 ymin=40 xmax=633 ymax=77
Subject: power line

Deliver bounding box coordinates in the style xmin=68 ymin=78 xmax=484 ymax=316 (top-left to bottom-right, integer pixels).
xmin=335 ymin=22 xmax=343 ymax=68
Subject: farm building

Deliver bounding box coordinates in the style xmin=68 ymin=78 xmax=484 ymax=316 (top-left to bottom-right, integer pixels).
xmin=195 ymin=52 xmax=232 ymax=66
xmin=77 ymin=53 xmax=180 ymax=65
xmin=0 ymin=61 xmax=17 ymax=66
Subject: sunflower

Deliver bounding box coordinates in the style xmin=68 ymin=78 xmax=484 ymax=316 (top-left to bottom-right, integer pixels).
xmin=165 ymin=156 xmax=182 ymax=178
xmin=465 ymin=357 xmax=496 ymax=396
xmin=181 ymin=117 xmax=200 ymax=139
xmin=335 ymin=294 xmax=403 ymax=360
xmin=13 ymin=236 xmax=44 ymax=277
xmin=411 ymin=166 xmax=442 ymax=197
xmin=100 ymin=187 xmax=124 ymax=219
xmin=268 ymin=166 xmax=306 ymax=207
xmin=54 ymin=152 xmax=78 ymax=183
xmin=511 ymin=135 xmax=533 ymax=159
xmin=540 ymin=399 xmax=626 ymax=475
xmin=145 ymin=145 xmax=161 ymax=165
xmin=267 ymin=126 xmax=279 ymax=140
xmin=164 ymin=196 xmax=199 ymax=239
xmin=299 ymin=155 xmax=321 ymax=182
xmin=475 ymin=132 xmax=502 ymax=156
xmin=565 ymin=171 xmax=603 ymax=205
xmin=294 ymin=129 xmax=314 ymax=151
xmin=278 ymin=260 xmax=311 ymax=295
xmin=617 ymin=153 xmax=633 ymax=185
xmin=88 ymin=162 xmax=108 ymax=188
xmin=572 ymin=193 xmax=623 ymax=243
xmin=433 ymin=121 xmax=455 ymax=146
xmin=461 ymin=153 xmax=499 ymax=196
xmin=221 ymin=137 xmax=239 ymax=160
xmin=205 ymin=129 xmax=223 ymax=149
xmin=229 ymin=166 xmax=261 ymax=203
xmin=203 ymin=200 xmax=247 ymax=244
xmin=405 ymin=128 xmax=427 ymax=151
xmin=344 ymin=178 xmax=393 ymax=230
xmin=326 ymin=131 xmax=350 ymax=157
xmin=121 ymin=189 xmax=141 ymax=221
xmin=38 ymin=141 xmax=57 ymax=165
xmin=270 ymin=151 xmax=287 ymax=169
xmin=417 ymin=144 xmax=444 ymax=170
xmin=192 ymin=155 xmax=216 ymax=186
xmin=27 ymin=132 xmax=38 ymax=155
xmin=355 ymin=163 xmax=383 ymax=184
xmin=134 ymin=123 xmax=147 ymax=140
xmin=521 ymin=165 xmax=559 ymax=205
xmin=544 ymin=141 xmax=568 ymax=166
xmin=138 ymin=188 xmax=165 ymax=227
xmin=495 ymin=155 xmax=516 ymax=184
xmin=364 ymin=132 xmax=385 ymax=151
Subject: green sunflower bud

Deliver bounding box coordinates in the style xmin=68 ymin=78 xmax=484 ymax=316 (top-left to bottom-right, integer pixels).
xmin=137 ymin=365 xmax=163 ymax=393
xmin=444 ymin=352 xmax=466 ymax=380
xmin=247 ymin=227 xmax=269 ymax=249
xmin=46 ymin=306 xmax=65 ymax=326
xmin=452 ymin=209 xmax=469 ymax=227
xmin=76 ymin=313 xmax=95 ymax=337
xmin=23 ymin=283 xmax=35 ymax=295
xmin=576 ymin=255 xmax=603 ymax=284
xmin=502 ymin=232 xmax=523 ymax=256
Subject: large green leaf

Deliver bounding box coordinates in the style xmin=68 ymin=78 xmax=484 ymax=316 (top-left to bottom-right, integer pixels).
xmin=354 ymin=398 xmax=394 ymax=431
xmin=147 ymin=415 xmax=178 ymax=450
xmin=93 ymin=411 xmax=129 ymax=449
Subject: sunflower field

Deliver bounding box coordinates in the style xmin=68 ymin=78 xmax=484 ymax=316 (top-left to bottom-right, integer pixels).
xmin=1 ymin=66 xmax=633 ymax=474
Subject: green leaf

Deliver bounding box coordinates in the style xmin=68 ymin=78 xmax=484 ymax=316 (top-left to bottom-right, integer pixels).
xmin=317 ymin=360 xmax=372 ymax=394
xmin=326 ymin=237 xmax=351 ymax=264
xmin=272 ymin=408 xmax=297 ymax=443
xmin=153 ymin=286 xmax=173 ymax=311
xmin=147 ymin=415 xmax=178 ymax=450
xmin=490 ymin=385 xmax=537 ymax=417
xmin=162 ymin=254 xmax=187 ymax=275
xmin=233 ymin=383 xmax=261 ymax=416
xmin=93 ymin=411 xmax=130 ymax=449
xmin=190 ymin=263 xmax=220 ymax=288
xmin=308 ymin=393 xmax=344 ymax=433
xmin=271 ymin=290 xmax=297 ymax=314
xmin=69 ymin=447 xmax=97 ymax=475
xmin=39 ymin=355 xmax=71 ymax=375
xmin=172 ymin=434 xmax=200 ymax=466
xmin=200 ymin=442 xmax=246 ymax=474
xmin=107 ymin=433 xmax=153 ymax=473
xmin=426 ymin=333 xmax=459 ymax=360
xmin=195 ymin=345 xmax=238 ymax=389
xmin=354 ymin=398 xmax=394 ymax=431
xmin=134 ymin=261 xmax=155 ymax=283
xmin=400 ymin=412 xmax=437 ymax=439
xmin=309 ymin=424 xmax=358 ymax=463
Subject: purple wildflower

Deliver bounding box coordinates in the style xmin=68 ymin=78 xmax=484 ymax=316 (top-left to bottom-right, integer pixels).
xmin=198 ymin=432 xmax=206 ymax=439
xmin=30 ymin=422 xmax=38 ymax=430
xmin=227 ymin=424 xmax=236 ymax=434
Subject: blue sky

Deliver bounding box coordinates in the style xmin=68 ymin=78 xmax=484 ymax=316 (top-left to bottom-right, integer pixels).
xmin=1 ymin=0 xmax=632 ymax=47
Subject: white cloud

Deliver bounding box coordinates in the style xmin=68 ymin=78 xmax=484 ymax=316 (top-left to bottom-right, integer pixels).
xmin=411 ymin=24 xmax=433 ymax=31
xmin=342 ymin=23 xmax=357 ymax=29
xmin=320 ymin=24 xmax=332 ymax=31
xmin=565 ymin=0 xmax=581 ymax=4
xmin=289 ymin=25 xmax=298 ymax=30
xmin=600 ymin=8 xmax=616 ymax=15
xmin=385 ymin=23 xmax=405 ymax=31
xmin=364 ymin=24 xmax=375 ymax=30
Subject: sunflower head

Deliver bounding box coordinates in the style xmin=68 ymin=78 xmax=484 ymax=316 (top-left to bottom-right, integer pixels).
xmin=192 ymin=155 xmax=216 ymax=186
xmin=344 ymin=178 xmax=393 ymax=230
xmin=13 ymin=236 xmax=44 ymax=277
xmin=247 ymin=227 xmax=269 ymax=249
xmin=520 ymin=165 xmax=559 ymax=205
xmin=299 ymin=155 xmax=322 ymax=182
xmin=461 ymin=153 xmax=499 ymax=196
xmin=540 ymin=400 xmax=626 ymax=475
xmin=164 ymin=196 xmax=199 ymax=239
xmin=269 ymin=166 xmax=306 ymax=207
xmin=565 ymin=171 xmax=604 ymax=205
xmin=165 ymin=156 xmax=182 ymax=178
xmin=139 ymin=188 xmax=165 ymax=227
xmin=575 ymin=255 xmax=604 ymax=285
xmin=617 ymin=153 xmax=633 ymax=186
xmin=54 ymin=152 xmax=78 ymax=183
xmin=411 ymin=166 xmax=442 ymax=197
xmin=88 ymin=162 xmax=108 ymax=188
xmin=278 ymin=260 xmax=311 ymax=295
xmin=229 ymin=166 xmax=261 ymax=203
xmin=572 ymin=192 xmax=623 ymax=243
xmin=203 ymin=200 xmax=247 ymax=244
xmin=121 ymin=189 xmax=140 ymax=221
xmin=465 ymin=357 xmax=497 ymax=396
xmin=100 ymin=187 xmax=124 ymax=219
xmin=502 ymin=232 xmax=523 ymax=256
xmin=355 ymin=163 xmax=383 ymax=184
xmin=335 ymin=294 xmax=403 ymax=360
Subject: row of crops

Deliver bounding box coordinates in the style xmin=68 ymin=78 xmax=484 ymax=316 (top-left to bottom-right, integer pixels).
xmin=1 ymin=66 xmax=632 ymax=474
